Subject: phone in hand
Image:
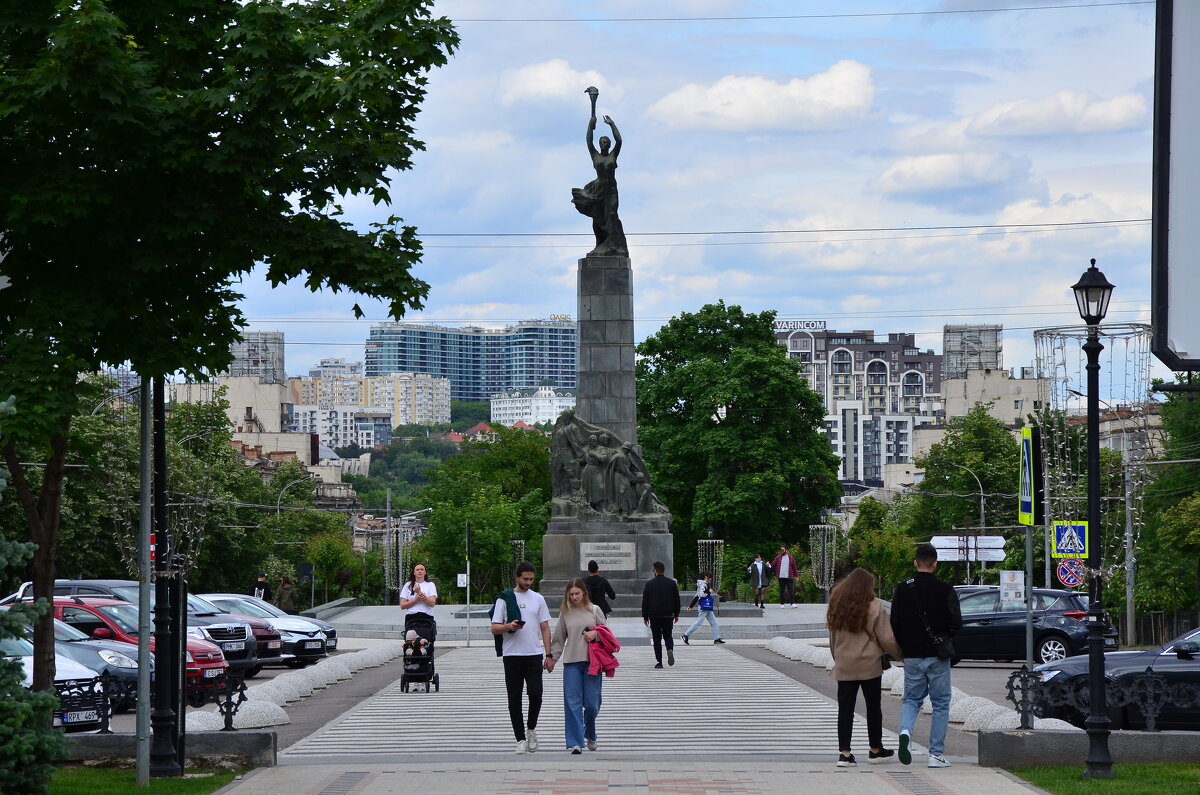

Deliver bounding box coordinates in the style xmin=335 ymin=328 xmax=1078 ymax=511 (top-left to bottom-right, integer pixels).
xmin=508 ymin=619 xmax=525 ymax=634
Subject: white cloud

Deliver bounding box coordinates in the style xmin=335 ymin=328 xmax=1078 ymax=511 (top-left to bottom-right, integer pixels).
xmin=875 ymin=152 xmax=1031 ymax=195
xmin=645 ymin=60 xmax=874 ymax=132
xmin=965 ymin=89 xmax=1147 ymax=137
xmin=499 ymin=59 xmax=615 ymax=105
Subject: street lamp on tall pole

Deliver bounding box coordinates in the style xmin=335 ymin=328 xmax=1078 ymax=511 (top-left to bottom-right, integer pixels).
xmin=1072 ymin=258 xmax=1115 ymax=779
xmin=947 ymin=462 xmax=985 ymax=584
xmin=275 ymin=475 xmax=316 ymax=516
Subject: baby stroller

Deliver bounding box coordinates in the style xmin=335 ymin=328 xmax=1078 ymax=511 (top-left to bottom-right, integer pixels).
xmin=400 ymin=614 xmax=439 ymax=693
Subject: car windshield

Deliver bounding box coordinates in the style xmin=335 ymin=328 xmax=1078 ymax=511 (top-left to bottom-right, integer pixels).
xmin=52 ymin=619 xmax=91 ymax=642
xmin=111 ymin=585 xmax=224 ymax=615
xmin=1162 ymin=626 xmax=1200 ymax=651
xmin=210 ymin=598 xmax=273 ymax=619
xmin=1 ymin=636 xmax=34 ymax=657
xmin=97 ymin=603 xmax=141 ymax=634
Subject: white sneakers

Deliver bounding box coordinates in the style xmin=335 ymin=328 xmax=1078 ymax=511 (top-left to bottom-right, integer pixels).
xmin=526 ymin=728 xmax=539 ymax=752
xmin=928 ymin=754 xmax=951 ymax=768
xmin=515 ymin=740 xmax=528 ymax=754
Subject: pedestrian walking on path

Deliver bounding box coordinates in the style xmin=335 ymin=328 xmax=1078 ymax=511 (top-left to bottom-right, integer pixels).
xmin=400 ymin=563 xmax=438 ymax=639
xmin=747 ymin=554 xmax=771 ymax=609
xmin=827 ymin=567 xmax=902 ymax=768
xmin=771 ymin=546 xmax=799 ymax=607
xmin=641 ymin=561 xmax=680 ymax=668
xmin=584 ymin=560 xmax=617 ymax=616
xmin=490 ymin=561 xmax=553 ymax=754
xmin=250 ymin=572 xmax=272 ymax=602
xmin=682 ymin=572 xmax=723 ymax=645
xmin=890 ymin=543 xmax=962 ymax=769
xmin=275 ymin=576 xmax=298 ymax=614
xmin=550 ymin=578 xmax=608 ymax=754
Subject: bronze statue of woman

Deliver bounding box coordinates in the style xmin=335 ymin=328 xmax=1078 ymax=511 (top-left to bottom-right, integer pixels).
xmin=571 ymin=86 xmax=628 ymax=257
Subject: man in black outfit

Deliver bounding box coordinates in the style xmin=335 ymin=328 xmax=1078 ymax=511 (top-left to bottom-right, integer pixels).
xmin=641 ymin=561 xmax=680 ymax=668
xmin=890 ymin=543 xmax=961 ymax=769
xmin=584 ymin=560 xmax=617 ymax=616
xmin=250 ymin=572 xmax=272 ymax=601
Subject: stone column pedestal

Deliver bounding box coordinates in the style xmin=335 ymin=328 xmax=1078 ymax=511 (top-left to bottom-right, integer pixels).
xmin=576 ymin=255 xmax=637 ymax=448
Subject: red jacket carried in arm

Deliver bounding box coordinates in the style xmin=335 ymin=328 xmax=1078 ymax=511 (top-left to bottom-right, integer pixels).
xmin=587 ymin=624 xmax=621 ymax=677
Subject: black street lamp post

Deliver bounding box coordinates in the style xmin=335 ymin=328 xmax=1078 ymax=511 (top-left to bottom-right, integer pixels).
xmin=1072 ymin=258 xmax=1115 ymax=779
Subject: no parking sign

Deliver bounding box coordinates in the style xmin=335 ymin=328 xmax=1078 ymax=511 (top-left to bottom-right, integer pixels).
xmin=1056 ymin=558 xmax=1086 ymax=588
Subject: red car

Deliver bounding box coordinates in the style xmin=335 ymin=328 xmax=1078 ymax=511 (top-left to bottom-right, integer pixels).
xmin=52 ymin=597 xmax=227 ymax=698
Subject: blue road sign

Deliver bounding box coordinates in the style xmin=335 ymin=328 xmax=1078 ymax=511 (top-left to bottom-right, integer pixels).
xmin=1057 ymin=558 xmax=1086 ymax=588
xmin=1052 ymin=521 xmax=1088 ymax=559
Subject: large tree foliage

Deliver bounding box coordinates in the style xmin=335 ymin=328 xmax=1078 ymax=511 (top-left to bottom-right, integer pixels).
xmin=846 ymin=497 xmax=916 ymax=597
xmin=635 ymin=302 xmax=841 ymax=568
xmin=0 ymin=0 xmax=457 ymax=690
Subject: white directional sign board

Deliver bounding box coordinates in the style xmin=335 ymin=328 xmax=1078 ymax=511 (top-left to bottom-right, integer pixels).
xmin=930 ymin=535 xmax=1006 ymax=562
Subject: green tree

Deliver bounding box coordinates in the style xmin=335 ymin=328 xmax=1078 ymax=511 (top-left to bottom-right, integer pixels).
xmin=0 ymin=0 xmax=457 ymax=690
xmin=847 ymin=497 xmax=915 ymax=596
xmin=306 ymin=530 xmax=355 ymax=604
xmin=450 ymin=401 xmax=491 ymax=429
xmin=0 ymin=396 xmax=66 ymax=794
xmin=636 ymin=302 xmax=841 ymax=570
xmin=416 ymin=427 xmax=550 ymax=596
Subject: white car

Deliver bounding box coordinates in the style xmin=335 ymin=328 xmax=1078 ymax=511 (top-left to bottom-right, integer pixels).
xmin=201 ymin=594 xmax=331 ymax=668
xmin=4 ymin=635 xmax=106 ymax=732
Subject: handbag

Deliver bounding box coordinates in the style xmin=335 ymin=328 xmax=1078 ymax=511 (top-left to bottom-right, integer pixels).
xmin=909 ymin=583 xmax=956 ymax=660
xmin=865 ymin=628 xmax=892 ymax=670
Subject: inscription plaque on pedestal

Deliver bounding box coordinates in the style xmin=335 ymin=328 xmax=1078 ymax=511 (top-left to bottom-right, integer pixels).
xmin=579 ymin=541 xmax=635 ymax=571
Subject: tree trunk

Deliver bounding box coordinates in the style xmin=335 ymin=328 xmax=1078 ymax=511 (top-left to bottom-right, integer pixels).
xmin=2 ymin=417 xmax=70 ymax=694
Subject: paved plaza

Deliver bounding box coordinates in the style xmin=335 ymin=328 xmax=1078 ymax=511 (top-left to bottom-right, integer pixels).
xmin=213 ymin=633 xmax=1047 ymax=795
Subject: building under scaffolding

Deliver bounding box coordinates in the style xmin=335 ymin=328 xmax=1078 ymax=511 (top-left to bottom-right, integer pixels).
xmin=942 ymin=324 xmax=1003 ymax=380
xmin=227 ymin=331 xmax=286 ymax=384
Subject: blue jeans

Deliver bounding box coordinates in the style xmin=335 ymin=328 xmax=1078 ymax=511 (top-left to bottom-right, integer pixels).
xmin=899 ymin=656 xmax=952 ymax=756
xmin=684 ymin=610 xmax=720 ymax=640
xmin=562 ymin=661 xmax=602 ymax=748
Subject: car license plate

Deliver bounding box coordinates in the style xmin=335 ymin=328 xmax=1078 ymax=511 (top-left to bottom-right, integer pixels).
xmin=65 ymin=710 xmax=98 ymax=723
xmin=222 ymin=641 xmax=244 ymax=652
xmin=1104 ymin=637 xmax=1117 ymax=646
xmin=267 ymin=641 xmax=282 ymax=649
xmin=326 ymin=639 xmax=337 ymax=650
xmin=303 ymin=640 xmax=322 ymax=650
xmin=203 ymin=668 xmax=223 ymax=678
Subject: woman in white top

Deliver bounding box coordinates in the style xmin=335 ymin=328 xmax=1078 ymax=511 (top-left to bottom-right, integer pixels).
xmin=400 ymin=563 xmax=438 ymax=639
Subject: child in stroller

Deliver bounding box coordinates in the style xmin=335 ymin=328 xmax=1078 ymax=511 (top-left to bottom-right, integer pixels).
xmin=401 ymin=615 xmax=439 ymax=692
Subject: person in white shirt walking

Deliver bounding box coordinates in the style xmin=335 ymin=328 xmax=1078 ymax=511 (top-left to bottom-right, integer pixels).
xmin=491 ymin=562 xmax=553 ymax=754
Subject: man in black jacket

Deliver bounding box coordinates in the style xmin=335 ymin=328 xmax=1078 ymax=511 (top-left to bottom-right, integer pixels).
xmin=641 ymin=561 xmax=680 ymax=668
xmin=890 ymin=543 xmax=961 ymax=769
xmin=584 ymin=560 xmax=617 ymax=616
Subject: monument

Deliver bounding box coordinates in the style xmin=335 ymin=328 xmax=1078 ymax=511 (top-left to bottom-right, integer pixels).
xmin=541 ymin=88 xmax=673 ymax=610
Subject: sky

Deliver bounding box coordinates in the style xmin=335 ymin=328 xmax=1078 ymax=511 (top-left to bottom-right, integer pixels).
xmin=236 ymin=0 xmax=1160 ymax=385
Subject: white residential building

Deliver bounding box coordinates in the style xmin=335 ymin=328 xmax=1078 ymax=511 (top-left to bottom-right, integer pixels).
xmin=490 ymin=384 xmax=576 ymax=426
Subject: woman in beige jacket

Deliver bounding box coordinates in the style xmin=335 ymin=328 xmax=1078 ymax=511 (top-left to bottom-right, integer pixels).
xmin=827 ymin=567 xmax=903 ymax=767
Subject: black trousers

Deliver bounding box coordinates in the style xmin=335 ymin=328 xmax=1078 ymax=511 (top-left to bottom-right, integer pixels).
xmin=778 ymin=577 xmax=796 ymax=605
xmin=837 ymin=676 xmax=883 ymax=752
xmin=648 ymin=616 xmax=674 ymax=662
xmin=503 ymin=655 xmax=544 ymax=741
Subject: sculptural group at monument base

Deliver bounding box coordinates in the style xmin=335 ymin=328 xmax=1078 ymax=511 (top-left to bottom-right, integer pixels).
xmin=551 ymin=409 xmax=670 ymax=523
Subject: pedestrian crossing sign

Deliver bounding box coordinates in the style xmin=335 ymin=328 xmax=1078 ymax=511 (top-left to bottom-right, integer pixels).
xmin=1052 ymin=521 xmax=1088 ymax=559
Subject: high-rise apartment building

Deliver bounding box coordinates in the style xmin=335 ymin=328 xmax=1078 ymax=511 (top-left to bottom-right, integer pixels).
xmin=774 ymin=321 xmax=943 ymax=487
xmin=226 ymin=331 xmax=286 ymax=384
xmin=308 ymin=357 xmax=363 ymax=379
xmin=364 ymin=319 xmax=577 ymax=402
xmin=288 ymin=372 xmax=451 ymax=431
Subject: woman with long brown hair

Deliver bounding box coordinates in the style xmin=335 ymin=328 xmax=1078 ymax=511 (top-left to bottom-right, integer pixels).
xmin=549 ymin=577 xmax=608 ymax=754
xmin=826 ymin=567 xmax=902 ymax=767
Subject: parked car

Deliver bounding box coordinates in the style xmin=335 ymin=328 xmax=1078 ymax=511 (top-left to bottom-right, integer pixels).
xmin=1035 ymin=626 xmax=1200 ymax=730
xmin=231 ymin=594 xmax=339 ymax=653
xmin=200 ymin=593 xmax=328 ymax=668
xmin=4 ymin=635 xmax=105 ymax=733
xmin=27 ymin=580 xmax=269 ymax=675
xmin=50 ymin=596 xmax=227 ymax=701
xmin=953 ymin=585 xmax=1119 ymax=664
xmin=43 ymin=617 xmax=148 ymax=712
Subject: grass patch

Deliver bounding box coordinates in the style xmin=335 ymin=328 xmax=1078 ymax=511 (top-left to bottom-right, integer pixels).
xmin=49 ymin=766 xmax=243 ymax=794
xmin=1010 ymin=763 xmax=1200 ymax=794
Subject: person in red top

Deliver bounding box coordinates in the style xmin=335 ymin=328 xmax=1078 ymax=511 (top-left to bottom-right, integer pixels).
xmin=771 ymin=546 xmax=800 ymax=608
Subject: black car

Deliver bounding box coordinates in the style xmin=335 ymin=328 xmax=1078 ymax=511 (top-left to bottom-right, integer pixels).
xmin=954 ymin=585 xmax=1119 ymax=664
xmin=1035 ymin=626 xmax=1200 ymax=730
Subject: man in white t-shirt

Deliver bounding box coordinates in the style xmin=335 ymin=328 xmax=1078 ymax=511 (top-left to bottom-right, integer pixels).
xmin=491 ymin=561 xmax=553 ymax=754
